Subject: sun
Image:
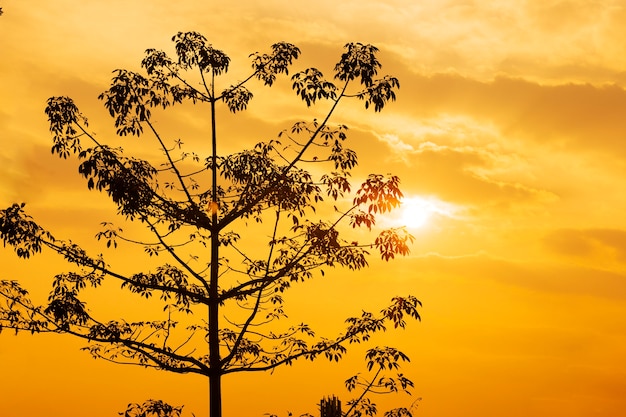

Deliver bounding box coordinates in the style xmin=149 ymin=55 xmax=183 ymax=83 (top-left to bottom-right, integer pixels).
xmin=386 ymin=195 xmax=458 ymax=230
xmin=399 ymin=197 xmax=434 ymax=229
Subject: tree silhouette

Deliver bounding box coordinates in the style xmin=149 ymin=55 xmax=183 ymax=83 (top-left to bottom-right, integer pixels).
xmin=0 ymin=32 xmax=420 ymax=417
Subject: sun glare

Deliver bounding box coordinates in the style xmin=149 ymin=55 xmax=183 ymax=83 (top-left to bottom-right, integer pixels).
xmin=397 ymin=196 xmax=454 ymax=229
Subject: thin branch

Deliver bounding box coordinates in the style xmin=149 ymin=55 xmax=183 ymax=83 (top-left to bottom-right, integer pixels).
xmin=39 ymin=238 xmax=210 ymax=305
xmin=145 ymin=119 xmax=195 ymax=205
xmin=344 ymin=367 xmax=383 ymax=417
xmin=221 ymin=210 xmax=282 ymax=367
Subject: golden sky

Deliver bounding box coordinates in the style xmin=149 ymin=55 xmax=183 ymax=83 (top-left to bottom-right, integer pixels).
xmin=2 ymin=1 xmax=626 ymax=416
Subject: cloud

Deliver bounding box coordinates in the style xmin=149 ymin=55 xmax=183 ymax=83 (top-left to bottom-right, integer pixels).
xmin=270 ymin=0 xmax=626 ymax=84
xmin=411 ymin=252 xmax=626 ymax=301
xmin=351 ymin=70 xmax=626 ymax=234
xmin=544 ymin=228 xmax=626 ymax=264
xmin=370 ymin=136 xmax=558 ymax=215
xmin=374 ymin=133 xmax=416 ymax=156
xmin=381 ymin=72 xmax=626 ymax=157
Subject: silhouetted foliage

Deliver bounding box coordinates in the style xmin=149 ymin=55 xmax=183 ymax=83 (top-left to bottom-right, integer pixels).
xmin=120 ymin=400 xmax=184 ymax=417
xmin=0 ymin=32 xmax=419 ymax=417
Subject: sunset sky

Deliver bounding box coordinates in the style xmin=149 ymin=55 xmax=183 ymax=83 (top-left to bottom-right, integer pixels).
xmin=2 ymin=1 xmax=626 ymax=416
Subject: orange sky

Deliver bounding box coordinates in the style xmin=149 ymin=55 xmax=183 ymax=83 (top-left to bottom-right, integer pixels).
xmin=2 ymin=1 xmax=626 ymax=416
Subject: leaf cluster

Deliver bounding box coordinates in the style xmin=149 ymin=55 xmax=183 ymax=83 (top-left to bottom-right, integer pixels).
xmin=0 ymin=203 xmax=53 ymax=258
xmin=120 ymin=400 xmax=183 ymax=417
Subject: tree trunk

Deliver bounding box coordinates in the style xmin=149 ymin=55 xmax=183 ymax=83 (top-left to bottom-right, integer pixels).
xmin=209 ymin=71 xmax=222 ymax=417
xmin=209 ymin=368 xmax=222 ymax=417
xmin=209 ymin=207 xmax=221 ymax=417
xmin=209 ymin=225 xmax=222 ymax=417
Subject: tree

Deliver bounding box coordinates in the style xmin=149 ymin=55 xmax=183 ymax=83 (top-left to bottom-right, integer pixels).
xmin=0 ymin=32 xmax=420 ymax=417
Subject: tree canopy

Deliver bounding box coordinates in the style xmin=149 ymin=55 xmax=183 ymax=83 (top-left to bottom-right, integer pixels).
xmin=0 ymin=32 xmax=420 ymax=417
